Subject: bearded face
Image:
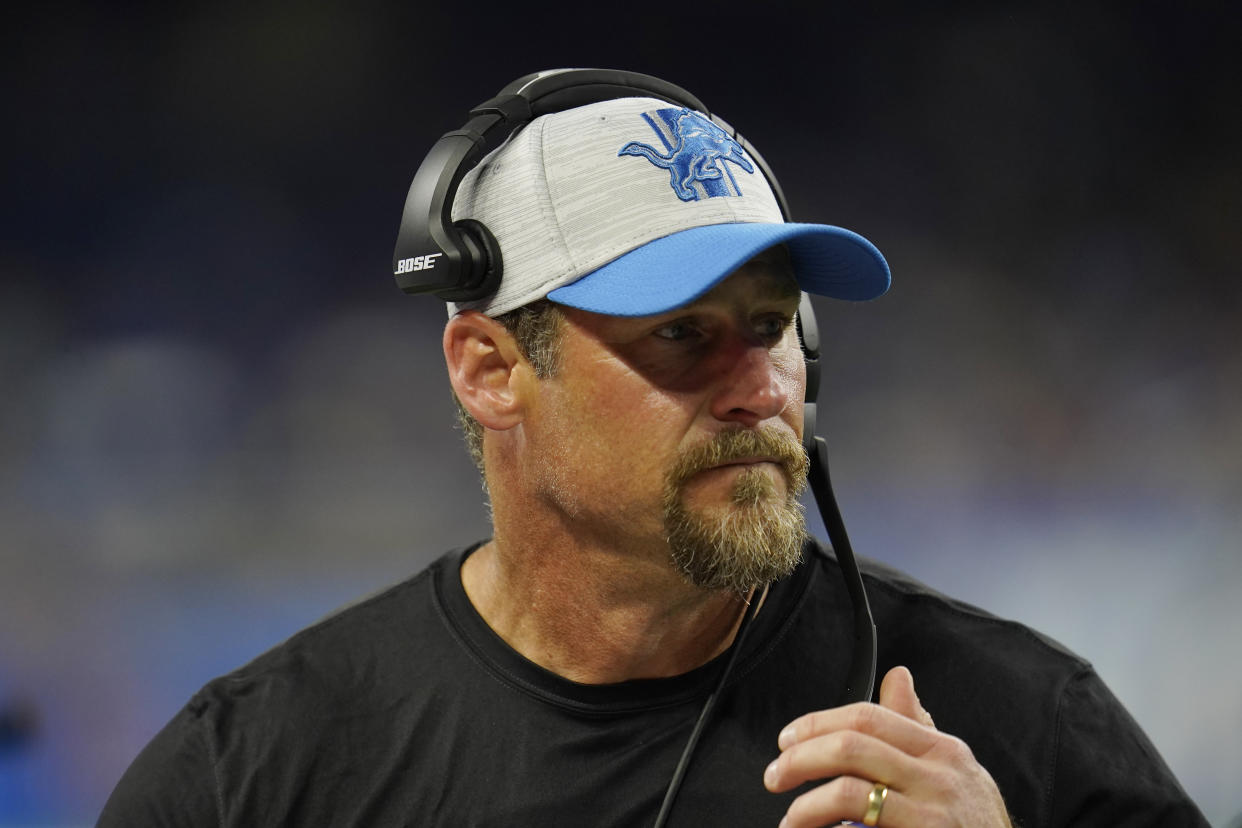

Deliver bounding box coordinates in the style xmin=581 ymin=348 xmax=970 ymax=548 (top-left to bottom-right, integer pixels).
xmin=662 ymin=427 xmax=809 ymax=592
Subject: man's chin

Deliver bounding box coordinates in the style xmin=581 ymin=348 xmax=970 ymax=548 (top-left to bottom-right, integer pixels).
xmin=663 ymin=496 xmax=808 ymax=593
xmin=661 ymin=431 xmax=810 ymax=591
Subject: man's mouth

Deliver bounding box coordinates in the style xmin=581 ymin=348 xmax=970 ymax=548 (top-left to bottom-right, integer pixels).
xmin=666 ymin=428 xmax=810 ymax=496
xmin=708 ymin=456 xmax=782 ymax=471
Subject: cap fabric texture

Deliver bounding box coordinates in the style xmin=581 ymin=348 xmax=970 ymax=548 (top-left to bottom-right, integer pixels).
xmin=448 ymin=97 xmax=889 ymax=318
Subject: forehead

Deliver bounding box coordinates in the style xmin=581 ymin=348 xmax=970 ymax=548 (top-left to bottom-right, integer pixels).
xmin=714 ymin=245 xmax=800 ymax=304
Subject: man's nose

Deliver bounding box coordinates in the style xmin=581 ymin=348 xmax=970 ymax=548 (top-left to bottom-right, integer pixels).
xmin=707 ymin=340 xmax=794 ymax=428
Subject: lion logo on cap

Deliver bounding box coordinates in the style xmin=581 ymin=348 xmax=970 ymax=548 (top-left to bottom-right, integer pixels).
xmin=619 ymin=108 xmax=755 ymax=202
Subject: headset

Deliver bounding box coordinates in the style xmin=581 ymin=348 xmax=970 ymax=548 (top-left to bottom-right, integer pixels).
xmin=393 ymin=68 xmax=877 ymax=825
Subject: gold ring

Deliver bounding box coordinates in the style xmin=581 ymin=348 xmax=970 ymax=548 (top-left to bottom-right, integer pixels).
xmin=862 ymin=781 xmax=888 ymax=826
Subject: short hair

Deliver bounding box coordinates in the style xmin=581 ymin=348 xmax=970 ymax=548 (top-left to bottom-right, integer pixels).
xmin=453 ymin=300 xmax=565 ymax=475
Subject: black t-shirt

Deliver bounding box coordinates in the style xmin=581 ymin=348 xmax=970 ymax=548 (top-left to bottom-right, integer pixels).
xmin=98 ymin=540 xmax=1206 ymax=826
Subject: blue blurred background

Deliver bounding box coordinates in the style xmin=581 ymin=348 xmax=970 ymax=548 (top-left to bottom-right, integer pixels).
xmin=3 ymin=3 xmax=1239 ymax=825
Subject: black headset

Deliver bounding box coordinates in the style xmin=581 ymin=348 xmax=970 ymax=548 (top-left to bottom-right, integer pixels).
xmin=393 ymin=68 xmax=877 ymax=825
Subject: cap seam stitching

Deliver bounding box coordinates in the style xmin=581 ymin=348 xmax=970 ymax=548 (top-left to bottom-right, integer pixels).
xmin=537 ymin=115 xmax=578 ymax=285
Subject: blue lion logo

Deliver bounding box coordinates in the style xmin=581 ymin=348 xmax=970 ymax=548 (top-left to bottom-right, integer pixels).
xmin=618 ymin=108 xmax=755 ymax=202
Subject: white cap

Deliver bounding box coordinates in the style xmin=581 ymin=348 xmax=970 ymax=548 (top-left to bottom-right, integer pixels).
xmin=448 ymin=97 xmax=889 ymax=318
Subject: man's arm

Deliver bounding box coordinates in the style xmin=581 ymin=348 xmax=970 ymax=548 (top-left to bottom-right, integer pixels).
xmin=97 ymin=704 xmax=221 ymax=828
xmin=1046 ymin=667 xmax=1208 ymax=826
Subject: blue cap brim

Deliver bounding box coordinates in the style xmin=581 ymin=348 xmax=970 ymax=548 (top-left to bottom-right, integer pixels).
xmin=546 ymin=222 xmax=890 ymax=316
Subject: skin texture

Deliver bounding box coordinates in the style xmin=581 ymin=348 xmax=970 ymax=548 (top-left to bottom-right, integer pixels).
xmin=443 ymin=248 xmax=1012 ymax=826
xmin=444 ymin=249 xmax=806 ymax=684
xmin=765 ymin=666 xmax=1012 ymax=828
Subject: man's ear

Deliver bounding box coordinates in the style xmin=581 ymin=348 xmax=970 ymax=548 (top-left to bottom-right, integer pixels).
xmin=443 ymin=311 xmax=527 ymax=431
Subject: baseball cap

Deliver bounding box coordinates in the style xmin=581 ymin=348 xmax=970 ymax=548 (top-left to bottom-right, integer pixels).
xmin=447 ymin=97 xmax=890 ymax=318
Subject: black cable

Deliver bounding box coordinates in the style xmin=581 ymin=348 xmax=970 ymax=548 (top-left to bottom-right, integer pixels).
xmin=809 ymin=434 xmax=878 ymax=705
xmin=651 ymin=588 xmax=766 ymax=828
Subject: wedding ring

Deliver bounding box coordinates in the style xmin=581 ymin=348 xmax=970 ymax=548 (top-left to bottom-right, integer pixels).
xmin=862 ymin=781 xmax=888 ymax=826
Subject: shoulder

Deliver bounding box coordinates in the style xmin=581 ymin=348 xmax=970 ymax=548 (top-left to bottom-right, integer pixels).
xmin=150 ymin=545 xmax=479 ymax=754
xmin=809 ymin=541 xmax=1092 ymax=678
xmin=198 ymin=550 xmax=461 ymax=720
xmin=852 ymin=550 xmax=1092 ymax=736
xmin=800 ymin=540 xmax=1087 ymax=761
xmin=100 ymin=547 xmax=476 ymax=826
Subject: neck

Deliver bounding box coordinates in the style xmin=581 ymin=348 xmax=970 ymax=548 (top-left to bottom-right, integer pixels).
xmin=461 ymin=528 xmax=755 ymax=685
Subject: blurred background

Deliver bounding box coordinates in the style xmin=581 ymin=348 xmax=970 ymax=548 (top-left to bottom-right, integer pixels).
xmin=3 ymin=2 xmax=1239 ymax=825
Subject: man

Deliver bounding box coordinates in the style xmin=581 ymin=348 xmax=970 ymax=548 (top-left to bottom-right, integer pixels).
xmin=99 ymin=72 xmax=1206 ymax=826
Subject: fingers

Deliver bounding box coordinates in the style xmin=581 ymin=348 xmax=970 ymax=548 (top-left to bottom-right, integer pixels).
xmin=765 ymin=727 xmax=919 ymax=794
xmin=777 ymin=697 xmax=938 ymax=761
xmin=781 ymin=776 xmax=925 ymax=828
xmin=768 ymin=668 xmax=1010 ymax=828
xmin=878 ymin=666 xmax=935 ymax=729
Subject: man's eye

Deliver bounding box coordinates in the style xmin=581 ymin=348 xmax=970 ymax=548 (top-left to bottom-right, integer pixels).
xmin=654 ymin=321 xmax=701 ymax=341
xmin=755 ymin=316 xmax=790 ymax=339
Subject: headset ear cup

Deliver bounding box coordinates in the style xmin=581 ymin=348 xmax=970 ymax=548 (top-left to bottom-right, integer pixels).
xmin=797 ymin=294 xmax=821 ymax=400
xmin=796 ymin=293 xmax=821 ymax=456
xmin=439 ymin=219 xmax=503 ymax=302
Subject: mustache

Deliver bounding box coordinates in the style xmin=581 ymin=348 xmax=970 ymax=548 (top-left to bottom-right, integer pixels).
xmin=667 ymin=428 xmax=810 ymax=494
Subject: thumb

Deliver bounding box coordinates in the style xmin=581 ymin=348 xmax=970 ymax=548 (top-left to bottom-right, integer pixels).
xmin=878 ymin=665 xmax=935 ymax=729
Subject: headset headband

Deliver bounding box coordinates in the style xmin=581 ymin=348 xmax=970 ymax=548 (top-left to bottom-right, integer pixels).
xmin=391 ymin=68 xmax=790 ymax=301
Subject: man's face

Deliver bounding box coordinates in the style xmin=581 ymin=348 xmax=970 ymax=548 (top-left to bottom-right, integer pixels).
xmin=517 ymin=248 xmax=809 ymax=592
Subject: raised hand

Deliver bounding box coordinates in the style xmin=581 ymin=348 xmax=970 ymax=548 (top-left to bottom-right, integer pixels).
xmin=764 ymin=666 xmax=1012 ymax=828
